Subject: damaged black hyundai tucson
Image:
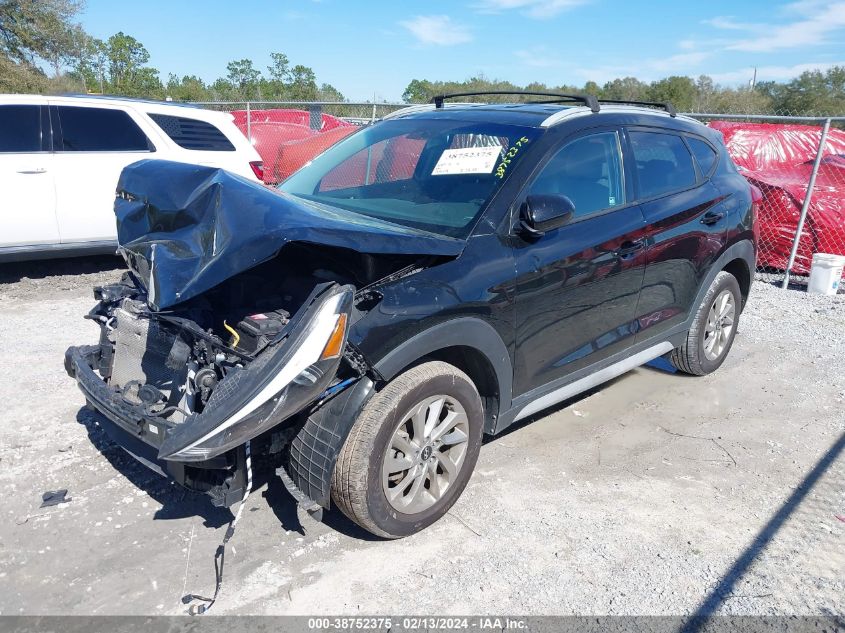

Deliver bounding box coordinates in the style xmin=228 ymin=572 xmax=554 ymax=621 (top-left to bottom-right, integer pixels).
xmin=66 ymin=93 xmax=758 ymax=538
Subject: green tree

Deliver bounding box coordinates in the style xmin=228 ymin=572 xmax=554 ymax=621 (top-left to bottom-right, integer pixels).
xmin=602 ymin=77 xmax=649 ymax=101
xmin=647 ymin=75 xmax=697 ymax=111
xmin=69 ymin=33 xmax=106 ymax=93
xmin=226 ymin=58 xmax=261 ymax=98
xmin=105 ymin=31 xmax=161 ymax=95
xmin=288 ymin=64 xmax=317 ymax=100
xmin=319 ymin=82 xmax=344 ymax=101
xmin=773 ymin=67 xmax=845 ymax=115
xmin=582 ymin=80 xmax=601 ymax=97
xmin=402 ymin=78 xmax=435 ymax=103
xmin=267 ymin=52 xmax=290 ymax=83
xmin=0 ymin=0 xmax=86 ymax=91
xmin=165 ymin=74 xmax=208 ymax=101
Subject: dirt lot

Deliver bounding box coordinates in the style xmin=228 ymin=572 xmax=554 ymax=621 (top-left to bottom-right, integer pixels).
xmin=0 ymin=257 xmax=842 ymax=616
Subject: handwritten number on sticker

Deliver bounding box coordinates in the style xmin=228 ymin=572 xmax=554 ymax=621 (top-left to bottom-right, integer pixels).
xmin=495 ymin=136 xmax=530 ymax=179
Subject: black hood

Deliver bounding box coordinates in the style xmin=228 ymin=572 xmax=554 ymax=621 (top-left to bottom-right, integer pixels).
xmin=115 ymin=160 xmax=465 ymax=310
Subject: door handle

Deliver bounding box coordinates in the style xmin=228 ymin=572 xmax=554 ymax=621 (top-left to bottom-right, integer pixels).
xmin=615 ymin=240 xmax=645 ymax=257
xmin=17 ymin=168 xmax=47 ymax=174
xmin=701 ymin=210 xmax=725 ymax=226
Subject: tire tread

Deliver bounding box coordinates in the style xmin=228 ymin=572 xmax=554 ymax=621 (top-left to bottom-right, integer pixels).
xmin=331 ymin=360 xmax=477 ymax=538
xmin=670 ymin=271 xmax=740 ymax=376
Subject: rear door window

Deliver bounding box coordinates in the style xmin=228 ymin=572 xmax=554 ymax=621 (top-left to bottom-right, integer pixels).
xmin=0 ymin=105 xmax=43 ymax=152
xmin=527 ymin=131 xmax=626 ymax=219
xmin=686 ymin=137 xmax=718 ymax=177
xmin=629 ymin=131 xmax=697 ymax=199
xmin=148 ymin=113 xmax=235 ymax=151
xmin=53 ymin=106 xmax=153 ymax=152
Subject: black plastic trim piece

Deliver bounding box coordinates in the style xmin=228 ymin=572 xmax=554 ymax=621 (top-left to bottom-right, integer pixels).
xmin=373 ymin=317 xmax=513 ymax=430
xmin=286 ymin=377 xmax=376 ymax=508
xmin=431 ymin=91 xmax=600 ymax=113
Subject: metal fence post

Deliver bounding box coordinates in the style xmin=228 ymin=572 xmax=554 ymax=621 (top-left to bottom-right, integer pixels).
xmin=308 ymin=104 xmax=323 ymax=130
xmin=246 ymin=101 xmax=252 ymax=143
xmin=781 ymin=118 xmax=831 ymax=289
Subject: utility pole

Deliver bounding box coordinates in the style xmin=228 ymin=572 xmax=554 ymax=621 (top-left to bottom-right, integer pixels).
xmin=750 ymin=67 xmax=757 ymax=90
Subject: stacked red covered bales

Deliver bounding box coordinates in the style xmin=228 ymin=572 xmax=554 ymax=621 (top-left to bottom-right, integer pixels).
xmin=708 ymin=121 xmax=845 ymax=275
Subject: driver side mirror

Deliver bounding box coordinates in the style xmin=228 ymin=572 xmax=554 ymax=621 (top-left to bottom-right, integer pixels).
xmin=519 ymin=194 xmax=575 ymax=238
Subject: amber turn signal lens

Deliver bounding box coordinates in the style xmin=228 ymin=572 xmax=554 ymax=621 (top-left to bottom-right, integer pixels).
xmin=320 ymin=313 xmax=347 ymax=361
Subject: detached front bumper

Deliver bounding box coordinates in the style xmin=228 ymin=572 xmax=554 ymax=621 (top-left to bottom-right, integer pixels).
xmin=65 ymin=344 xmax=245 ymax=506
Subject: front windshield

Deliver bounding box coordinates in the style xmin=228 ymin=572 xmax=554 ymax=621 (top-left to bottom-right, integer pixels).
xmin=278 ymin=118 xmax=541 ymax=238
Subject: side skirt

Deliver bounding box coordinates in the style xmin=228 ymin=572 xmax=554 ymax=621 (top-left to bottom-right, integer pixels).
xmin=496 ymin=336 xmax=682 ymax=433
xmin=0 ymin=240 xmax=119 ymax=262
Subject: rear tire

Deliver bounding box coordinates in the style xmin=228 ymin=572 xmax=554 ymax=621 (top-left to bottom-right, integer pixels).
xmin=670 ymin=271 xmax=742 ymax=376
xmin=331 ymin=361 xmax=483 ymax=538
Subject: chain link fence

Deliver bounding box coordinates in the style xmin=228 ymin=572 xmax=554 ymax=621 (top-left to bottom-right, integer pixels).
xmin=192 ymin=100 xmax=845 ymax=292
xmin=685 ymin=111 xmax=845 ymax=291
xmin=190 ymin=101 xmax=407 ymax=184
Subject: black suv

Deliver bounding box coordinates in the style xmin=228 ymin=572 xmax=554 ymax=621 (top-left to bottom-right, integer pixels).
xmin=66 ymin=93 xmax=758 ymax=538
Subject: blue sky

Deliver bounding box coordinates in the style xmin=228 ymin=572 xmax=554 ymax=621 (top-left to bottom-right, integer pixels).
xmin=79 ymin=0 xmax=845 ymax=101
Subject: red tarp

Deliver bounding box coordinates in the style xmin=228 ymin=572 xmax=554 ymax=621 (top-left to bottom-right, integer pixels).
xmin=231 ymin=109 xmax=355 ymax=184
xmin=708 ymin=121 xmax=845 ymax=275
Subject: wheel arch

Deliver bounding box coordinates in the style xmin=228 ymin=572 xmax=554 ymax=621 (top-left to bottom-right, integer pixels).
xmin=686 ymin=240 xmax=755 ymax=323
xmin=373 ymin=317 xmax=513 ymax=434
xmin=722 ymin=256 xmax=752 ymax=308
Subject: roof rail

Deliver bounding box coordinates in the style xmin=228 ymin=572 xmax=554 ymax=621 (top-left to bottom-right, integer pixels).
xmin=597 ymin=99 xmax=677 ymax=117
xmin=431 ymin=91 xmax=600 ymax=113
xmin=57 ymin=93 xmax=200 ymax=108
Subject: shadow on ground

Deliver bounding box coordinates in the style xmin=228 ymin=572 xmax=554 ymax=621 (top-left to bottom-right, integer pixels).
xmin=684 ymin=429 xmax=845 ymax=629
xmin=0 ymin=255 xmax=124 ymax=284
xmin=76 ymin=407 xmax=233 ymax=529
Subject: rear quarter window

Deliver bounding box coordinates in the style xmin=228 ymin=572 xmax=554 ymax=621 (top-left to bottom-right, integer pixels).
xmin=148 ymin=114 xmax=235 ymax=151
xmin=687 ymin=137 xmax=718 ymax=176
xmin=629 ymin=130 xmax=697 ymax=199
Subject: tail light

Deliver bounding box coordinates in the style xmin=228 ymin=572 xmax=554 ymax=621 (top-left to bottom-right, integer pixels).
xmin=249 ymin=160 xmax=264 ymax=181
xmin=750 ymin=184 xmax=762 ymax=245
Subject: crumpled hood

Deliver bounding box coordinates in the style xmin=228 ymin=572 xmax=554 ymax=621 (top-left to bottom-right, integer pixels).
xmin=115 ymin=159 xmax=465 ymax=310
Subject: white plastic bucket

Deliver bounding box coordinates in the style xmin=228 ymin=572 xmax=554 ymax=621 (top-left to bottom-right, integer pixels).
xmin=807 ymin=252 xmax=845 ymax=295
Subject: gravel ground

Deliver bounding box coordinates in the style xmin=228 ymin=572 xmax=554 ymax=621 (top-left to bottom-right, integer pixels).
xmin=0 ymin=258 xmax=842 ymax=616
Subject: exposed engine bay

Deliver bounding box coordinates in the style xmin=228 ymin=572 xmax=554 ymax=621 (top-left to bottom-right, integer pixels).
xmin=93 ymin=243 xmax=419 ymax=423
xmin=65 ymin=159 xmax=461 ymax=509
xmin=67 ymin=240 xmax=432 ymax=507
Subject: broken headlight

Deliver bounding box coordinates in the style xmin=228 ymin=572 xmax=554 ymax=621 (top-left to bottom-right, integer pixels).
xmin=158 ymin=284 xmax=354 ymax=461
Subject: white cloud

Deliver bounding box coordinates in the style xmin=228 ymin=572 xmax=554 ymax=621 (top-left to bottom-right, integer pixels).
xmin=399 ymin=15 xmax=472 ymax=46
xmin=702 ymin=16 xmax=760 ymax=31
xmin=473 ymin=0 xmax=589 ymax=18
xmin=649 ymin=52 xmax=711 ymax=73
xmin=709 ymin=61 xmax=845 ymax=83
xmin=575 ymin=51 xmax=713 ymax=84
xmin=706 ymin=2 xmax=845 ymax=52
xmin=514 ymin=46 xmax=562 ymax=68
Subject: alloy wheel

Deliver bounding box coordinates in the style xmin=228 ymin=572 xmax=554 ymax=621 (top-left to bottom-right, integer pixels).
xmin=381 ymin=394 xmax=470 ymax=514
xmin=703 ymin=288 xmax=736 ymax=361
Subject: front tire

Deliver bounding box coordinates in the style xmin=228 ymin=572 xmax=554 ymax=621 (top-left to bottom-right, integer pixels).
xmin=331 ymin=361 xmax=483 ymax=538
xmin=670 ymin=270 xmax=742 ymax=376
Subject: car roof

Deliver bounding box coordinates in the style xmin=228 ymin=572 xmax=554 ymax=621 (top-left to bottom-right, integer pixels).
xmin=383 ymin=102 xmax=707 ymax=134
xmin=0 ymin=93 xmax=232 ymax=123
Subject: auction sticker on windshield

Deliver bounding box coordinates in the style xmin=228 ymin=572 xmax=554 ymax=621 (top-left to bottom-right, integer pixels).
xmin=432 ymin=146 xmax=502 ymax=176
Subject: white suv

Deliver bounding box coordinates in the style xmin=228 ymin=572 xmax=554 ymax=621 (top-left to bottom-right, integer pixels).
xmin=0 ymin=94 xmax=262 ymax=261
